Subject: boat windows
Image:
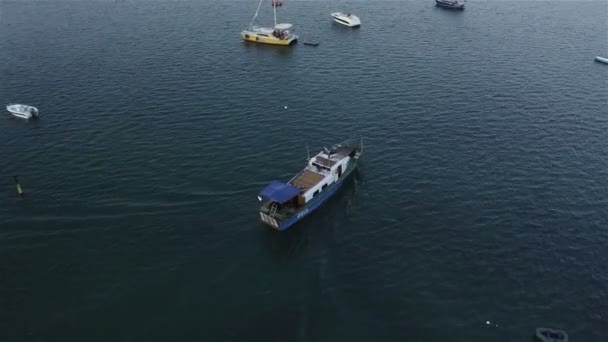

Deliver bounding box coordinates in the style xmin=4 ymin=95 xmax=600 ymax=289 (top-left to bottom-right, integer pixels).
xmin=313 ymin=190 xmax=319 ymax=197
xmin=335 ymin=18 xmax=349 ymax=25
xmin=322 ymin=184 xmax=328 ymax=191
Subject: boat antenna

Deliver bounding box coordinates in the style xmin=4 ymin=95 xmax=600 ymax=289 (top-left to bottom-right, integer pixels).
xmin=249 ymin=0 xmax=264 ymax=29
xmin=306 ymin=144 xmax=310 ymax=161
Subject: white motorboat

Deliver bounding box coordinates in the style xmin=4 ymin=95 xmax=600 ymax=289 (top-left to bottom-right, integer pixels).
xmin=6 ymin=104 xmax=39 ymax=119
xmin=331 ymin=12 xmax=361 ymax=27
xmin=435 ymin=0 xmax=465 ymax=9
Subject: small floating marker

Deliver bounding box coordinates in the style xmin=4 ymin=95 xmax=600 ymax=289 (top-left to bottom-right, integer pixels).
xmin=486 ymin=321 xmax=491 ymax=325
xmin=284 ymin=105 xmax=288 ymax=109
xmin=14 ymin=176 xmax=24 ymax=197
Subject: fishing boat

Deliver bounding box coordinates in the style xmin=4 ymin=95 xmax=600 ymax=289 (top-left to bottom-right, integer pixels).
xmin=241 ymin=0 xmax=298 ymax=46
xmin=435 ymin=0 xmax=465 ymax=9
xmin=535 ymin=328 xmax=568 ymax=342
xmin=330 ymin=12 xmax=361 ymax=27
xmin=258 ymin=139 xmax=363 ymax=231
xmin=6 ymin=104 xmax=39 ymax=119
xmin=595 ymin=56 xmax=608 ymax=64
xmin=271 ymin=0 xmax=282 ymax=6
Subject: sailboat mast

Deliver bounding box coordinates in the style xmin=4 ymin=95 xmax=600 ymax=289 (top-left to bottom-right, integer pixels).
xmin=273 ymin=0 xmax=277 ymax=27
xmin=249 ymin=0 xmax=264 ymax=29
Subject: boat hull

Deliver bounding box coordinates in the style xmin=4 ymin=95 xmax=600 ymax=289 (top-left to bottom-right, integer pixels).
xmin=260 ymin=156 xmax=360 ymax=231
xmin=241 ymin=31 xmax=297 ymax=46
xmin=595 ymin=56 xmax=608 ymax=64
xmin=435 ymin=0 xmax=465 ymax=9
xmin=332 ymin=19 xmax=360 ymax=27
xmin=9 ymin=112 xmax=33 ymax=119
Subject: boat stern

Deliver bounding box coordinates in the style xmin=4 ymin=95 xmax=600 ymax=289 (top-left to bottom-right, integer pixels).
xmin=258 ymin=181 xmax=302 ymax=230
xmin=260 ymin=211 xmax=281 ymax=230
xmin=260 ymin=210 xmax=305 ymax=231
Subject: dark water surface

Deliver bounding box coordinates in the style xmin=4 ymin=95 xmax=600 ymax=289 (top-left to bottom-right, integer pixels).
xmin=1 ymin=0 xmax=607 ymax=340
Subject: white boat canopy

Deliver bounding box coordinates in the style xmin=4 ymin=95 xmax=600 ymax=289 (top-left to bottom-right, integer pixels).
xmin=251 ymin=26 xmax=275 ymax=34
xmin=274 ymin=23 xmax=293 ymax=30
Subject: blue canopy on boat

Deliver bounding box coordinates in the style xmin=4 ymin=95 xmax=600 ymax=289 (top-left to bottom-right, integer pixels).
xmin=259 ymin=181 xmax=300 ymax=203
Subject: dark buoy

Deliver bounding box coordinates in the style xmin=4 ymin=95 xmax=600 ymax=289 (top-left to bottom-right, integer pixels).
xmin=14 ymin=176 xmax=24 ymax=197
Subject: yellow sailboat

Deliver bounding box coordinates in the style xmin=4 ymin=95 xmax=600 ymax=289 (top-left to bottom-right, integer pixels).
xmin=241 ymin=0 xmax=298 ymax=46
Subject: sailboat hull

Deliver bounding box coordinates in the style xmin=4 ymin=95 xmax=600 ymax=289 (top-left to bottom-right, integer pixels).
xmin=241 ymin=30 xmax=297 ymax=45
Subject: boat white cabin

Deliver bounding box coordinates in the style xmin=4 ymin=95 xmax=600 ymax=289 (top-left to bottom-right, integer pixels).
xmin=6 ymin=104 xmax=39 ymax=119
xmin=289 ymin=147 xmax=357 ymax=202
xmin=331 ymin=12 xmax=361 ymax=27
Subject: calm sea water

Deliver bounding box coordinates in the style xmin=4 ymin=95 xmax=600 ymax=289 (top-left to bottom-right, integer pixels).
xmin=1 ymin=0 xmax=607 ymax=340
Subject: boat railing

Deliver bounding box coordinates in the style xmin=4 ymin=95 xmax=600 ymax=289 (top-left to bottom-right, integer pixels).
xmin=260 ymin=201 xmax=296 ymax=219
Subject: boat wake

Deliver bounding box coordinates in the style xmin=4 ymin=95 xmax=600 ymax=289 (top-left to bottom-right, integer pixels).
xmin=189 ymin=188 xmax=252 ymax=197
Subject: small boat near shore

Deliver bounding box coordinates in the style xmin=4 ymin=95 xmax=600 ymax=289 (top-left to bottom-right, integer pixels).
xmin=258 ymin=139 xmax=362 ymax=231
xmin=6 ymin=104 xmax=39 ymax=120
xmin=595 ymin=56 xmax=608 ymax=64
xmin=331 ymin=12 xmax=361 ymax=27
xmin=536 ymin=327 xmax=568 ymax=342
xmin=303 ymin=42 xmax=319 ymax=47
xmin=435 ymin=0 xmax=465 ymax=9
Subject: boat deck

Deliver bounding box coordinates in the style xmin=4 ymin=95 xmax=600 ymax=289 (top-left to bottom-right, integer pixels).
xmin=336 ymin=145 xmax=356 ymax=155
xmin=314 ymin=156 xmax=337 ymax=168
xmin=289 ymin=169 xmax=324 ymax=191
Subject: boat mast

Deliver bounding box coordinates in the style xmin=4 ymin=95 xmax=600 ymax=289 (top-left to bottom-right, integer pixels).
xmin=273 ymin=0 xmax=277 ymax=27
xmin=249 ymin=0 xmax=264 ymax=29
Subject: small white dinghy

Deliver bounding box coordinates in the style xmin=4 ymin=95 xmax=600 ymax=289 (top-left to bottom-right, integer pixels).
xmin=331 ymin=12 xmax=361 ymax=27
xmin=6 ymin=104 xmax=39 ymax=119
xmin=595 ymin=56 xmax=608 ymax=65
